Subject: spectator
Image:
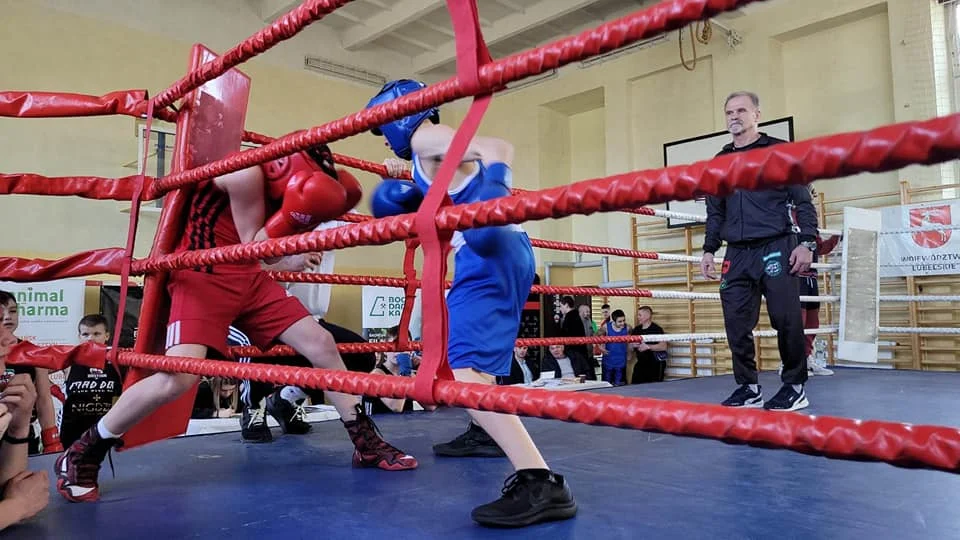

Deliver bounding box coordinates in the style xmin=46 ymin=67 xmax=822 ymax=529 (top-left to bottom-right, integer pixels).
xmin=579 ymin=304 xmax=596 ymax=337
xmin=541 ymin=344 xmax=596 ymax=381
xmin=0 ymin=291 xmax=60 ymax=455
xmin=362 ymin=326 xmax=434 ymax=415
xmin=0 ymin=325 xmax=50 ymax=530
xmin=191 ymin=378 xmax=241 ymax=419
xmin=228 ymin=323 xmax=372 ymax=443
xmin=558 ymin=296 xmax=589 ymax=363
xmin=60 ymin=315 xmax=123 ymax=447
xmin=629 ymin=306 xmax=668 ymax=383
xmin=597 ymin=309 xmax=629 ymax=386
xmin=593 ymin=303 xmax=611 ymax=357
xmin=497 ymin=346 xmax=541 ymax=386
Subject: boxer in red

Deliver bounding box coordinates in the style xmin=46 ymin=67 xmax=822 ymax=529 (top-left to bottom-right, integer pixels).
xmin=55 ymin=144 xmax=417 ymax=503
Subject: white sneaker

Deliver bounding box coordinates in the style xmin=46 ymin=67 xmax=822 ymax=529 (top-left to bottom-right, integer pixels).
xmin=808 ymin=354 xmax=834 ymax=376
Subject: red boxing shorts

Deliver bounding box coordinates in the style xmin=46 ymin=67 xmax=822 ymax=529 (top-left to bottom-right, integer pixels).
xmin=165 ymin=269 xmax=309 ymax=356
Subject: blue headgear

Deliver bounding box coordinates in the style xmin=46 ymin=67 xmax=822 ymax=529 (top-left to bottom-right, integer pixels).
xmin=366 ymin=79 xmax=440 ymax=160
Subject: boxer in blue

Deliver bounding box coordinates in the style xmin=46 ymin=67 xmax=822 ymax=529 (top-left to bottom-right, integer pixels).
xmin=367 ymin=79 xmax=577 ymax=528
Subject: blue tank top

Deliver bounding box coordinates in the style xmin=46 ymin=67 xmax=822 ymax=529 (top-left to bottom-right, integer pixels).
xmin=412 ymin=156 xmax=535 ymax=376
xmin=603 ymin=321 xmax=629 ymax=368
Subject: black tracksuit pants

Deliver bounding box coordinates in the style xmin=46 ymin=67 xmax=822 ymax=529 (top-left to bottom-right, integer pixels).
xmin=244 ymin=319 xmax=376 ymax=407
xmin=719 ymin=235 xmax=808 ymax=386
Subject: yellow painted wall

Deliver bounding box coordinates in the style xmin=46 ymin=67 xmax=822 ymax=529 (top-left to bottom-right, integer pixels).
xmin=0 ymin=0 xmax=945 ymax=335
xmin=463 ymin=0 xmax=940 ymax=291
xmin=0 ymin=1 xmax=420 ymax=266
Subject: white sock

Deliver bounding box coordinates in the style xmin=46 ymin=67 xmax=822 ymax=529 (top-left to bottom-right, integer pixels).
xmin=280 ymin=386 xmax=307 ymax=404
xmin=97 ymin=419 xmax=123 ymax=440
xmin=793 ymin=384 xmax=803 ymax=393
xmin=749 ymin=384 xmax=759 ymax=394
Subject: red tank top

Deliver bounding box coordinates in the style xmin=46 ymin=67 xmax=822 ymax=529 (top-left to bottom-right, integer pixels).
xmin=176 ymin=180 xmax=260 ymax=274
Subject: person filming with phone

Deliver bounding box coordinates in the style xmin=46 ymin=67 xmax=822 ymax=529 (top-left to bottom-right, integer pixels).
xmin=0 ymin=325 xmax=50 ymax=530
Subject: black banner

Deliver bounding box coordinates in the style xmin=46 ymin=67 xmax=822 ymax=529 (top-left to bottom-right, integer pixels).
xmin=99 ymin=285 xmax=144 ymax=349
xmin=519 ymin=273 xmax=543 ymax=367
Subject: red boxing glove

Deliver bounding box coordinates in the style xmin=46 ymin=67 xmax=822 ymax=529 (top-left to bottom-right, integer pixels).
xmin=337 ymin=168 xmax=363 ymax=212
xmin=264 ymin=171 xmax=347 ymax=238
xmin=42 ymin=426 xmax=63 ymax=453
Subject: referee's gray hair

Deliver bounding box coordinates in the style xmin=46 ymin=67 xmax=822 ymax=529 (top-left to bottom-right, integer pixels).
xmin=724 ymin=91 xmax=760 ymax=108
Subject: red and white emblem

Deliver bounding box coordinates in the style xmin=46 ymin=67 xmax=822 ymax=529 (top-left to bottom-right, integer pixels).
xmin=909 ymin=205 xmax=952 ymax=248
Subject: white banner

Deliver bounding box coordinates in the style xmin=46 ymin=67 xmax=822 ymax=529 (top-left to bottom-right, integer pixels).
xmin=838 ymin=207 xmax=881 ymax=363
xmin=361 ymin=286 xmax=423 ymax=337
xmin=880 ymin=201 xmax=960 ymax=277
xmin=0 ymin=278 xmax=87 ymax=430
xmin=0 ymin=278 xmax=86 ymax=345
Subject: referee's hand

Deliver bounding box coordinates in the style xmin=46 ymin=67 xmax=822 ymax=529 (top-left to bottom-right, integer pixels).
xmin=700 ymin=253 xmax=717 ymax=280
xmin=789 ymin=245 xmax=813 ymax=274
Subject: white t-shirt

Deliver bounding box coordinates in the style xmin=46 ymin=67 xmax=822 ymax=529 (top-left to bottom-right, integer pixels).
xmin=283 ymin=221 xmax=341 ymax=319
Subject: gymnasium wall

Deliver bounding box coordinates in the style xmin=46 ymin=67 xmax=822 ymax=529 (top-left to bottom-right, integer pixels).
xmin=0 ymin=0 xmax=946 ymax=333
xmin=467 ymin=0 xmax=941 ymax=296
xmin=0 ymin=1 xmax=432 ymax=330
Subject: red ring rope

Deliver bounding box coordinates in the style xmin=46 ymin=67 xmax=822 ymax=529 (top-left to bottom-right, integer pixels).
xmin=266 ymin=272 xmax=409 ymax=287
xmin=4 ymin=0 xmax=960 ymax=480
xmin=10 ymin=339 xmax=959 ymax=472
xmin=95 ymin=350 xmax=959 ymax=474
xmin=130 ymin=113 xmax=960 ymax=274
xmin=146 ymin=0 xmax=764 ymax=196
xmin=224 ymin=334 xmax=667 ymax=360
xmin=0 ymin=173 xmax=153 ymax=200
xmin=266 ymin=271 xmax=658 ymax=300
xmin=149 ymin=0 xmax=350 ymax=110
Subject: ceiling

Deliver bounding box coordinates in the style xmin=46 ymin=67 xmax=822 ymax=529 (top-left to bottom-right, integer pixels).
xmin=248 ymin=0 xmax=749 ymax=83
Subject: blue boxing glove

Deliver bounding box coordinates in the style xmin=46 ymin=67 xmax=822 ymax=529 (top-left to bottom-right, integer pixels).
xmin=369 ymin=178 xmax=424 ymax=218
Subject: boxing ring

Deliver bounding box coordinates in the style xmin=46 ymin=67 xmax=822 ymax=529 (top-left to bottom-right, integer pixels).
xmin=3 ymin=0 xmax=960 ymax=537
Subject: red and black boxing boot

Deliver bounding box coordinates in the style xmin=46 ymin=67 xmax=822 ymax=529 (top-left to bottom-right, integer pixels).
xmin=342 ymin=404 xmax=417 ymax=471
xmin=54 ymin=424 xmax=122 ymax=502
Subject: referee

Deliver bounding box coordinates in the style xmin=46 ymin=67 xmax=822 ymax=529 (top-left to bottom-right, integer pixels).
xmin=700 ymin=91 xmax=817 ymax=412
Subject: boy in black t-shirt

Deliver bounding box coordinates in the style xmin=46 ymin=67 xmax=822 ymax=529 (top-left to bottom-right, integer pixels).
xmin=60 ymin=315 xmax=122 ymax=447
xmin=629 ymin=306 xmax=668 ymax=384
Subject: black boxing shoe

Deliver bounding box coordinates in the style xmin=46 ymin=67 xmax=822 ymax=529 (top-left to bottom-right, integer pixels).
xmin=240 ymin=404 xmax=273 ymax=443
xmin=471 ymin=469 xmax=577 ymax=528
xmin=266 ymin=392 xmax=311 ymax=435
xmin=433 ymin=422 xmax=506 ymax=458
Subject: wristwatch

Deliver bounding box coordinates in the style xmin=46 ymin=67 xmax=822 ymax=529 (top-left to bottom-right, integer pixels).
xmin=800 ymin=240 xmax=817 ymax=252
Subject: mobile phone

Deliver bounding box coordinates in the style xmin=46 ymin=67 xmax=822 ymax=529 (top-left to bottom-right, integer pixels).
xmin=0 ymin=369 xmax=14 ymax=392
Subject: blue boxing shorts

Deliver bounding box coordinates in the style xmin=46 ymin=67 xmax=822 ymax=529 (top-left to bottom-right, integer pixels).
xmin=413 ymin=157 xmax=535 ymax=376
